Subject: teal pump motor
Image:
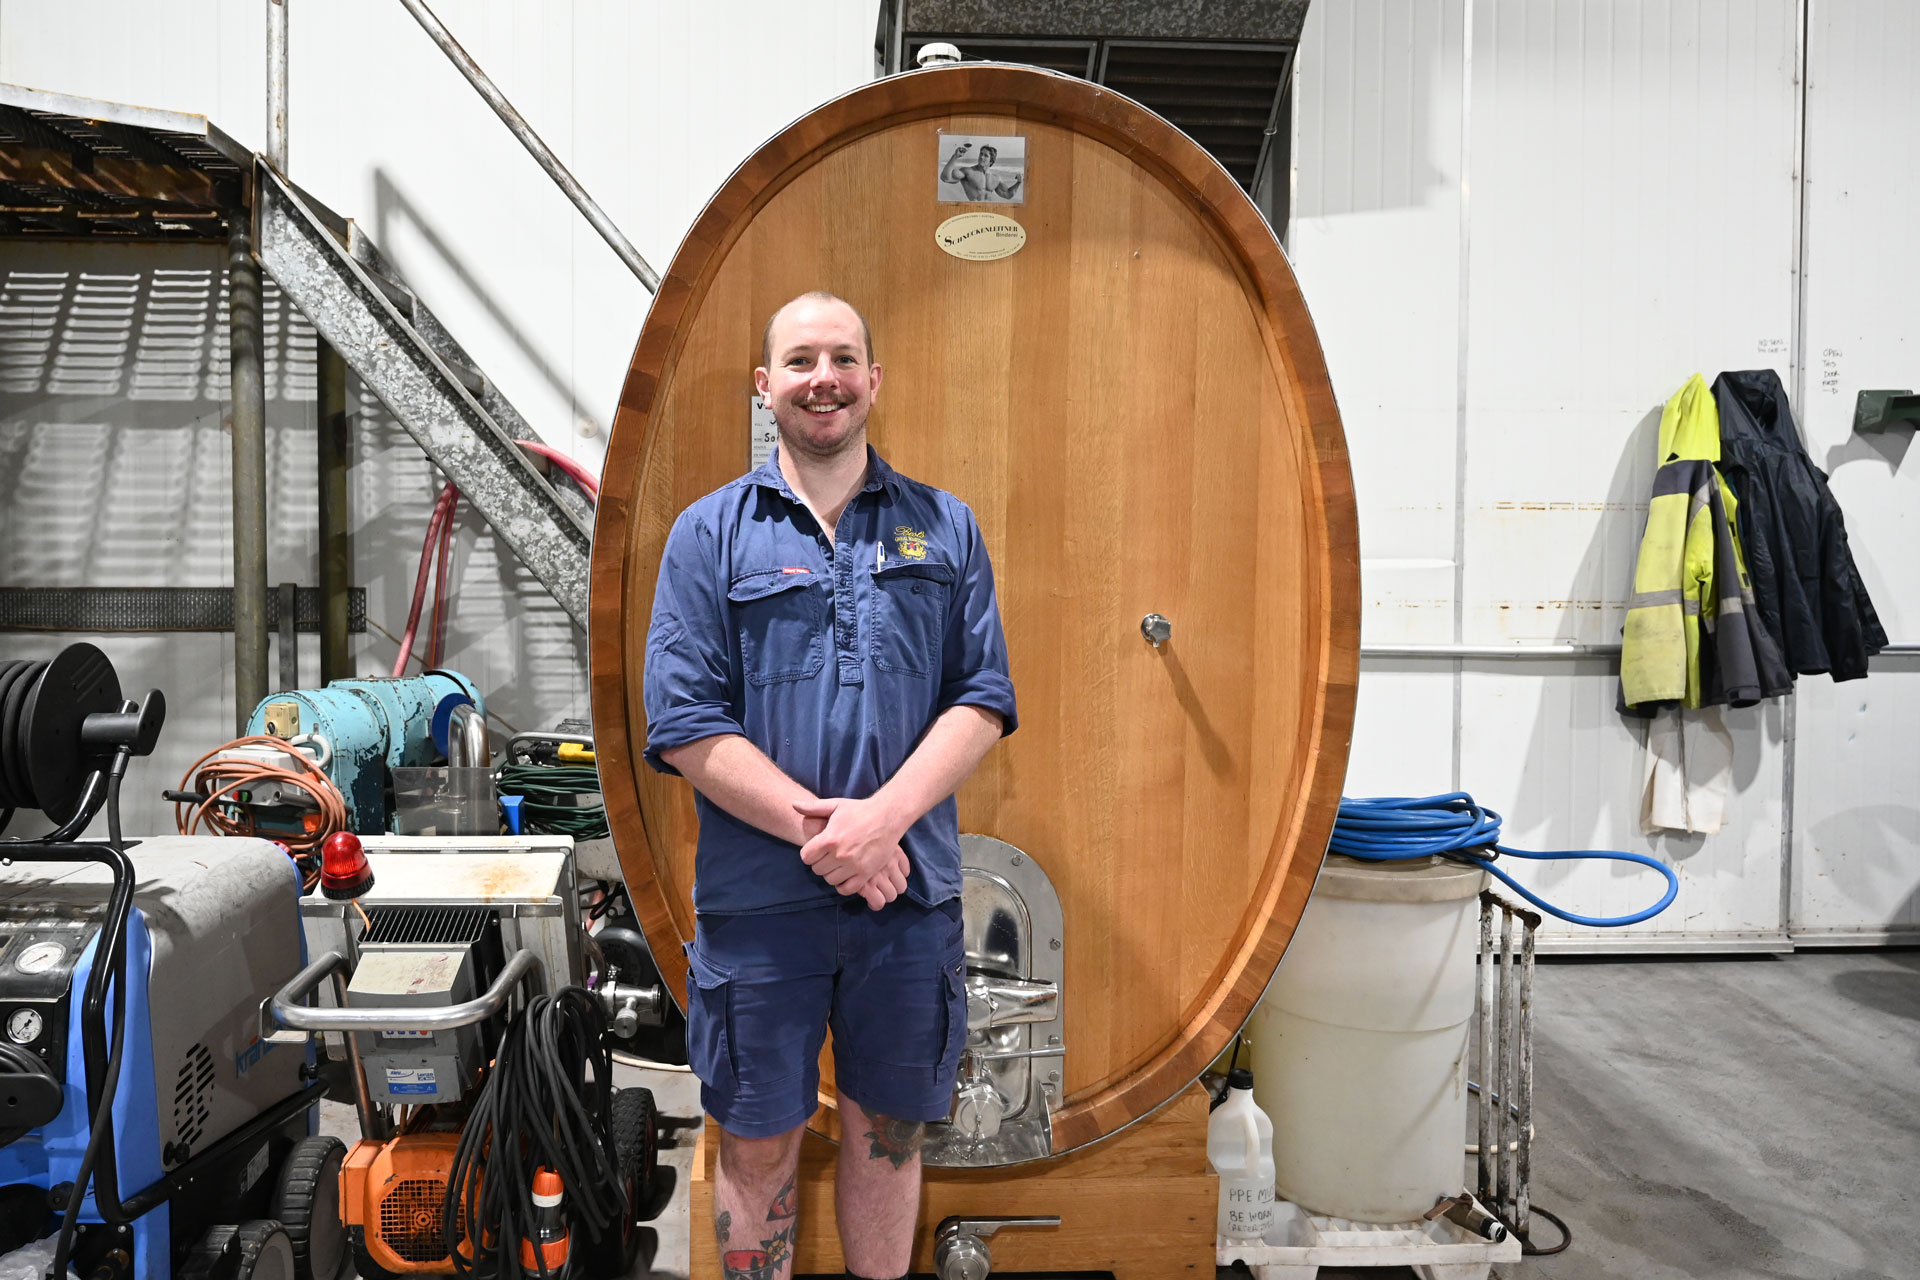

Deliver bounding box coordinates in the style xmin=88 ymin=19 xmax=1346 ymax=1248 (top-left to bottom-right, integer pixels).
xmin=244 ymin=671 xmax=483 ymax=834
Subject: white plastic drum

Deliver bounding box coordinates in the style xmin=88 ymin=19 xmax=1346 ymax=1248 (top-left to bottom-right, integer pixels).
xmin=1249 ymin=855 xmax=1487 ymax=1223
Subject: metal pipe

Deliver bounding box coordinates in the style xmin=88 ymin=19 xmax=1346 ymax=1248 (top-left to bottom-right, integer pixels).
xmin=1364 ymin=641 xmax=1920 ymax=660
xmin=266 ymin=0 xmax=288 ymax=172
xmin=274 ymin=949 xmax=537 ymax=1031
xmin=330 ymin=966 xmax=388 ymax=1141
xmin=1517 ymin=913 xmax=1536 ymax=1235
xmin=229 ymin=213 xmax=270 ymax=734
xmin=1365 ymin=643 xmax=1621 ymax=660
xmin=447 ymin=700 xmax=488 ymax=768
xmin=1498 ymin=910 xmax=1517 ymax=1222
xmin=393 ymin=0 xmax=660 ymax=293
xmin=1476 ymin=898 xmax=1493 ymax=1205
xmin=316 ymin=337 xmax=352 ymax=683
xmin=277 ymin=581 xmax=298 ymax=692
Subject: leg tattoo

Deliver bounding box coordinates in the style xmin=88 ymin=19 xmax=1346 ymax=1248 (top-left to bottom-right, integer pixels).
xmin=721 ymin=1176 xmax=797 ymax=1279
xmin=767 ymin=1175 xmax=798 ymax=1222
xmin=864 ymin=1116 xmax=925 ymax=1170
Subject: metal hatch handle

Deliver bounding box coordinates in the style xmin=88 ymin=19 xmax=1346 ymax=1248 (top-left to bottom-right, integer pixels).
xmin=269 ymin=948 xmax=539 ymax=1032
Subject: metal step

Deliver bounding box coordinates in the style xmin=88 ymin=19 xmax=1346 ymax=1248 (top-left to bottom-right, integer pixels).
xmin=340 ymin=220 xmax=590 ymax=528
xmin=253 ymin=159 xmax=593 ymax=623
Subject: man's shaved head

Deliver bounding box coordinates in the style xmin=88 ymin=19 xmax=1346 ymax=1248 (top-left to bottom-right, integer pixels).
xmin=760 ymin=291 xmax=875 ymax=369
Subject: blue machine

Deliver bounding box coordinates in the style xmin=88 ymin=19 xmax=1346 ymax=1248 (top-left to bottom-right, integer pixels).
xmin=0 ymin=839 xmax=324 ymax=1279
xmin=245 ymin=671 xmax=484 ymax=834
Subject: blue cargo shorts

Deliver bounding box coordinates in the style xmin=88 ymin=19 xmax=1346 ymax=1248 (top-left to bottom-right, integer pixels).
xmin=681 ymin=896 xmax=966 ymax=1138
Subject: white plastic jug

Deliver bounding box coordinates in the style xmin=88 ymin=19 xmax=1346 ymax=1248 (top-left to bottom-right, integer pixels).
xmin=1208 ymin=1066 xmax=1276 ymax=1242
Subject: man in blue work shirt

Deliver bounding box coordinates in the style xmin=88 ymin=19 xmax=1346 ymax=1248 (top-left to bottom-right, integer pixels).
xmin=643 ymin=291 xmax=1016 ymax=1280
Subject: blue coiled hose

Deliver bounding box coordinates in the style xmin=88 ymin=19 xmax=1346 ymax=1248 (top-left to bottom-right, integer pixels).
xmin=1331 ymin=793 xmax=1679 ymax=928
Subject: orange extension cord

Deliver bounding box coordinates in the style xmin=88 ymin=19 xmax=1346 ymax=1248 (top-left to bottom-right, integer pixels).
xmin=174 ymin=735 xmax=350 ymax=888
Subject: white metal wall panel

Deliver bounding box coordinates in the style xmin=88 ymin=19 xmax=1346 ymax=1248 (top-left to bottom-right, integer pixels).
xmin=1789 ymin=0 xmax=1920 ymax=939
xmin=1291 ymin=0 xmax=1466 ymax=649
xmin=1452 ymin=1 xmax=1800 ymax=942
xmin=1295 ymin=1 xmax=1813 ymax=945
xmin=1291 ymin=0 xmax=1465 ymax=793
xmin=1462 ymin=0 xmax=1800 ymax=648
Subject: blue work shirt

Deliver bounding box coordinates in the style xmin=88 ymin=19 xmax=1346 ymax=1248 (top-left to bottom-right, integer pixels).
xmin=643 ymin=446 xmax=1017 ymax=915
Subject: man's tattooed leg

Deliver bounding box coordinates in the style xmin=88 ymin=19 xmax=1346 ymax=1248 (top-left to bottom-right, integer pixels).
xmin=864 ymin=1116 xmax=924 ymax=1170
xmin=721 ymin=1175 xmax=798 ymax=1279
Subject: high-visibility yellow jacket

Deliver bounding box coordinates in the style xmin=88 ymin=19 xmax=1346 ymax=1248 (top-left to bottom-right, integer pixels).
xmin=1621 ymin=375 xmax=1787 ymax=710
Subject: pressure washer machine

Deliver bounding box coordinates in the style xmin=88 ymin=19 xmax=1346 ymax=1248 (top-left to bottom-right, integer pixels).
xmin=0 ymin=643 xmax=336 ymax=1280
xmin=0 ymin=839 xmax=333 ymax=1280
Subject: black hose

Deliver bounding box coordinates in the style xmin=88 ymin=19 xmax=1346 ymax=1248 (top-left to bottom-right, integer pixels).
xmin=1518 ymin=1203 xmax=1572 ymax=1257
xmin=0 ymin=659 xmax=45 ymax=812
xmin=444 ymin=987 xmax=624 ymax=1279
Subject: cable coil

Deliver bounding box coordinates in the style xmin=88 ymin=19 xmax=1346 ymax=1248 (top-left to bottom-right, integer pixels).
xmin=174 ymin=735 xmax=350 ymax=885
xmin=1332 ymin=792 xmax=1679 ymax=928
xmin=0 ymin=658 xmax=50 ymax=828
xmin=495 ymin=763 xmax=608 ymax=840
xmin=445 ymin=987 xmax=625 ymax=1279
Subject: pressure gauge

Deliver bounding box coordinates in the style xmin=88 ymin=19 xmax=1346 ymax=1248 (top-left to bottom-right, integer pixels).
xmin=14 ymin=941 xmax=65 ymax=975
xmin=6 ymin=1008 xmax=42 ymax=1044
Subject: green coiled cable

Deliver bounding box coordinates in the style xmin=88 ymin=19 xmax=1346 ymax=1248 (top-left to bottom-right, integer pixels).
xmin=494 ymin=762 xmax=609 ymax=839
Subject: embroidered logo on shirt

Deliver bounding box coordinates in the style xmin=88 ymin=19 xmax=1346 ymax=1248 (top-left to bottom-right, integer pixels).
xmin=779 ymin=567 xmax=811 ymax=575
xmin=893 ymin=526 xmax=930 ymax=560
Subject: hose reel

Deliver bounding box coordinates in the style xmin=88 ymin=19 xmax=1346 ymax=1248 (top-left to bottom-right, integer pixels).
xmin=0 ymin=643 xmax=165 ymax=835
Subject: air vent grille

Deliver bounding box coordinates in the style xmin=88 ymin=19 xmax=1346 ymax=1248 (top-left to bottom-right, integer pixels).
xmin=171 ymin=1041 xmax=214 ymax=1152
xmin=363 ymin=906 xmax=492 ymax=947
xmin=1099 ymin=43 xmax=1290 ymax=188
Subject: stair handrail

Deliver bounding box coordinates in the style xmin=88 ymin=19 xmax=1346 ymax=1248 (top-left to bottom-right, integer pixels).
xmin=395 ymin=0 xmax=661 ymax=293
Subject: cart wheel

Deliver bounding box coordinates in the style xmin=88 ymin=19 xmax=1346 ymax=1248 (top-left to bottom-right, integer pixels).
xmin=613 ymin=1085 xmax=660 ymax=1221
xmin=233 ymin=1221 xmax=296 ymax=1280
xmin=177 ymin=1225 xmax=238 ymax=1280
xmin=273 ymin=1135 xmax=348 ymax=1280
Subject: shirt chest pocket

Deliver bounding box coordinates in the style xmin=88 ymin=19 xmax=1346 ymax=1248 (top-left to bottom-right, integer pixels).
xmin=728 ymin=569 xmax=827 ymax=686
xmin=869 ymin=560 xmax=954 ymax=678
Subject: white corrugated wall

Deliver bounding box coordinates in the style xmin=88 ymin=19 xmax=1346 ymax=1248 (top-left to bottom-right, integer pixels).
xmin=1790 ymin=0 xmax=1920 ymax=943
xmin=1295 ymin=0 xmax=1917 ymax=949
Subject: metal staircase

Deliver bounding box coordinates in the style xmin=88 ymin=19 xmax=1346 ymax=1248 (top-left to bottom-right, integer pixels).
xmin=254 ymin=161 xmax=594 ymax=625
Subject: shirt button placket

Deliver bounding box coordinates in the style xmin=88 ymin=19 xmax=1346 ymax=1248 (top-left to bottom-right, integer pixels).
xmin=835 ymin=530 xmax=862 ymax=686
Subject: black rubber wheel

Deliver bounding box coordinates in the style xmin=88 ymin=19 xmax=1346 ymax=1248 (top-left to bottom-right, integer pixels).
xmin=273 ymin=1135 xmax=348 ymax=1280
xmin=177 ymin=1225 xmax=239 ymax=1280
xmin=348 ymin=1227 xmax=399 ymax=1280
xmin=233 ymin=1221 xmax=296 ymax=1280
xmin=613 ymin=1085 xmax=659 ymax=1223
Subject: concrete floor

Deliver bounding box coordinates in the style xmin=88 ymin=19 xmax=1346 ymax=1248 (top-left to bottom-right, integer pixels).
xmin=328 ymin=948 xmax=1920 ymax=1279
xmin=1503 ymin=948 xmax=1920 ymax=1280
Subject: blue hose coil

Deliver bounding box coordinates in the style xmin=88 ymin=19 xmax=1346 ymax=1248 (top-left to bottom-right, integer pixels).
xmin=1332 ymin=793 xmax=1679 ymax=928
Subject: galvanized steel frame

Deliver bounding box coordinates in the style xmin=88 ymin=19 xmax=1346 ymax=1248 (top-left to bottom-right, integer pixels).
xmin=254 ymin=161 xmax=592 ymax=625
xmin=1474 ymin=891 xmax=1537 ymax=1239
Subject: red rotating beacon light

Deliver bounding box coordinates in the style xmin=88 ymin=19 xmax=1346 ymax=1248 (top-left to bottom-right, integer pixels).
xmin=319 ymin=830 xmax=375 ymax=900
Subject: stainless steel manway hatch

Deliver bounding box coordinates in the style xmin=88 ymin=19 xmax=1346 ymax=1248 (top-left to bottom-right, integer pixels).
xmin=924 ymin=834 xmax=1066 ymax=1168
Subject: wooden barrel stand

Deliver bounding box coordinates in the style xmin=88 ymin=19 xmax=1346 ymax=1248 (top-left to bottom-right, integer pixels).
xmin=690 ymin=1086 xmax=1217 ymax=1278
